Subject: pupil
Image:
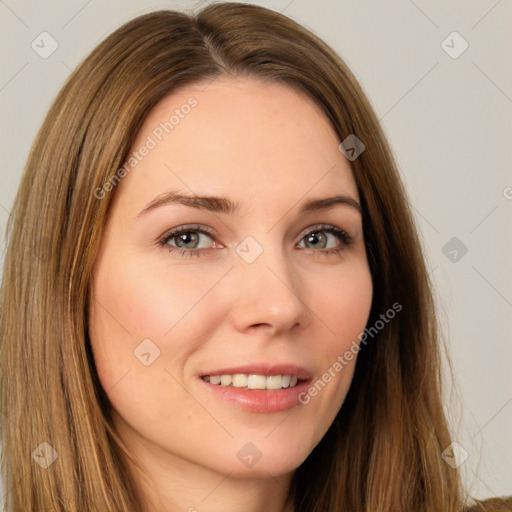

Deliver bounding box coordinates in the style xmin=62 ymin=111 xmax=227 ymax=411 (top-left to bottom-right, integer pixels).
xmin=177 ymin=232 xmax=198 ymax=248
xmin=307 ymin=232 xmax=326 ymax=249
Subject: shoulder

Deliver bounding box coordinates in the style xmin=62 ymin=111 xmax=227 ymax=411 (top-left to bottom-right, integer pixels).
xmin=465 ymin=497 xmax=512 ymax=511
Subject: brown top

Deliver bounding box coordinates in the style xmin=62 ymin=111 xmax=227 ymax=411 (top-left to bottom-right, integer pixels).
xmin=465 ymin=497 xmax=512 ymax=511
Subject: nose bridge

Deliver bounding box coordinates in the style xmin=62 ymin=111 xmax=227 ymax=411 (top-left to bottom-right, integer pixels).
xmin=230 ymin=233 xmax=309 ymax=331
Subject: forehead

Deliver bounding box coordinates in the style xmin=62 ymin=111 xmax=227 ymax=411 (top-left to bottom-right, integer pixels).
xmin=112 ymin=77 xmax=359 ymax=215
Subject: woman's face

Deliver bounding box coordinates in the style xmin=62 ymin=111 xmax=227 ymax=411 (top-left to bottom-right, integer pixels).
xmin=89 ymin=77 xmax=373 ymax=480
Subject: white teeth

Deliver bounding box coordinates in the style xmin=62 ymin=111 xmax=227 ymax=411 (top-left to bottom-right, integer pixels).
xmin=220 ymin=374 xmax=232 ymax=386
xmin=232 ymin=374 xmax=248 ymax=388
xmin=202 ymin=374 xmax=301 ymax=390
xmin=265 ymin=375 xmax=282 ymax=390
xmin=247 ymin=374 xmax=266 ymax=389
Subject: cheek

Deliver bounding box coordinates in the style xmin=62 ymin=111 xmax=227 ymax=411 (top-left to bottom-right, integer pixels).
xmin=297 ymin=261 xmax=372 ymax=431
xmin=314 ymin=260 xmax=373 ymax=351
xmin=92 ymin=251 xmax=225 ymax=338
xmin=87 ymin=256 xmax=228 ymax=389
xmin=95 ymin=265 xmax=217 ymax=338
xmin=87 ymin=262 xmax=210 ymax=432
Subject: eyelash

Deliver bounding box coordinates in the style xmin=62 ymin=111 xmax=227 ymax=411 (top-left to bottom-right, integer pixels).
xmin=157 ymin=224 xmax=353 ymax=259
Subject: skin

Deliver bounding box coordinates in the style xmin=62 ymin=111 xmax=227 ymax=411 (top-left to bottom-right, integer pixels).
xmin=88 ymin=76 xmax=373 ymax=512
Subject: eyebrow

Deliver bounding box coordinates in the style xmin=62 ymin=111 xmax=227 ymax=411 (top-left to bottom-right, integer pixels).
xmin=136 ymin=191 xmax=362 ymax=218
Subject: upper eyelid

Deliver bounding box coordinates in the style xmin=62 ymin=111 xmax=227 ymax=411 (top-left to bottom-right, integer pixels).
xmin=158 ymin=225 xmax=216 ymax=248
xmin=161 ymin=224 xmax=215 ymax=241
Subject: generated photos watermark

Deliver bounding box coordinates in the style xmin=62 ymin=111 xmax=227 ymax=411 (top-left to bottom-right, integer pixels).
xmin=298 ymin=301 xmax=402 ymax=404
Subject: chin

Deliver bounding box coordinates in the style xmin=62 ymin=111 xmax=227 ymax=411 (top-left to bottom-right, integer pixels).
xmin=211 ymin=436 xmax=315 ymax=479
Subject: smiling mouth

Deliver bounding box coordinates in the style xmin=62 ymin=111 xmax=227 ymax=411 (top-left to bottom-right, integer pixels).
xmin=201 ymin=374 xmax=303 ymax=390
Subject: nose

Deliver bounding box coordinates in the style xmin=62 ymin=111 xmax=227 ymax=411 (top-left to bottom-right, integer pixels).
xmin=227 ymin=239 xmax=311 ymax=336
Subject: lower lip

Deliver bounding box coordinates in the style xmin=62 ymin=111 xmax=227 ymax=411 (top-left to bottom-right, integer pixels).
xmin=199 ymin=377 xmax=311 ymax=413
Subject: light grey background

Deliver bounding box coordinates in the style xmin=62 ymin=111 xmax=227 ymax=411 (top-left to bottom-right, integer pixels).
xmin=1 ymin=0 xmax=511 ymax=505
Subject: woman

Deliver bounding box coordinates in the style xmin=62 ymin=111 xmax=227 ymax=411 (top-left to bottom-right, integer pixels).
xmin=0 ymin=3 xmax=508 ymax=511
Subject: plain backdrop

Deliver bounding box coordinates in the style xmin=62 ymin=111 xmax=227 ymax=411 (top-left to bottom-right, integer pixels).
xmin=1 ymin=0 xmax=511 ymax=505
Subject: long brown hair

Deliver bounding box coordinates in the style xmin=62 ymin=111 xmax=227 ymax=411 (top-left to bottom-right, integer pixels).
xmin=0 ymin=3 xmax=470 ymax=510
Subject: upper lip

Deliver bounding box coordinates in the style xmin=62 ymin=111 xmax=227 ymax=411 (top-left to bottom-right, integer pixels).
xmin=200 ymin=363 xmax=313 ymax=381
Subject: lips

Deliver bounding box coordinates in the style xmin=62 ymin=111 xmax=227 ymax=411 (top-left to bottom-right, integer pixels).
xmin=197 ymin=363 xmax=314 ymax=412
xmin=199 ymin=363 xmax=313 ymax=381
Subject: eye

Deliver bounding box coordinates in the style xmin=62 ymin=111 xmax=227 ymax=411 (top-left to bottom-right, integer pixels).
xmin=297 ymin=224 xmax=353 ymax=256
xmin=157 ymin=224 xmax=219 ymax=258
